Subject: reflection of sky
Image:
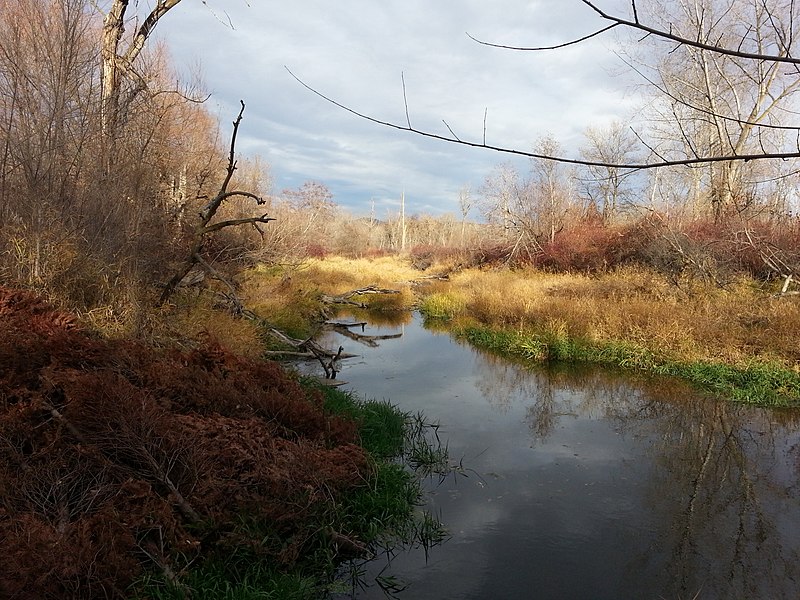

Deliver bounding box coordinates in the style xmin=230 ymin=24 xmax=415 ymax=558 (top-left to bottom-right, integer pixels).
xmin=325 ymin=314 xmax=800 ymax=600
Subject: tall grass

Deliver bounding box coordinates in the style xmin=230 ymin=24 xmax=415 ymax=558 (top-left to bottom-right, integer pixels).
xmin=419 ymin=266 xmax=800 ymax=368
xmin=416 ymin=265 xmax=800 ymax=406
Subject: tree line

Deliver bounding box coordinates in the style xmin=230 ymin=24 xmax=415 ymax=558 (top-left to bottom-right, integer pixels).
xmin=1 ymin=0 xmax=799 ymax=324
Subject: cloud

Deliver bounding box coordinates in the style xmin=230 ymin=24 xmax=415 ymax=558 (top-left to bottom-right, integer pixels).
xmin=157 ymin=0 xmax=641 ymax=215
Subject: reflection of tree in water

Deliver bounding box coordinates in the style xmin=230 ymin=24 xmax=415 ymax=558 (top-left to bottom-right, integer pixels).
xmin=633 ymin=398 xmax=800 ymax=599
xmin=472 ymin=350 xmax=800 ymax=597
xmin=471 ymin=351 xmax=636 ymax=440
xmin=550 ymin=369 xmax=799 ymax=598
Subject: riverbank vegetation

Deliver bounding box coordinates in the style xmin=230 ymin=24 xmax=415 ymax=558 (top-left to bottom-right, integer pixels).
xmin=234 ymin=252 xmax=800 ymax=406
xmin=0 ymin=287 xmax=446 ymax=598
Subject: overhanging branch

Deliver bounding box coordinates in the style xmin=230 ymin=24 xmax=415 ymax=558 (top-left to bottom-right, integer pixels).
xmin=578 ymin=0 xmax=800 ymax=65
xmin=286 ymin=68 xmax=800 ymax=170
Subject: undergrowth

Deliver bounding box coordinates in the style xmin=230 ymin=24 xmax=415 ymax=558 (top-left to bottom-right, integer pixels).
xmin=0 ymin=287 xmax=446 ymax=599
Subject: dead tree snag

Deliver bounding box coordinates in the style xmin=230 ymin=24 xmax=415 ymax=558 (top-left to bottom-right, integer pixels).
xmin=158 ymin=101 xmax=275 ymax=307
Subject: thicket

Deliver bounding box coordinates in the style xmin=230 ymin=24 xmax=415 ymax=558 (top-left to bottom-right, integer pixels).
xmin=0 ymin=286 xmax=437 ymax=598
xmin=533 ymin=215 xmax=800 ymax=284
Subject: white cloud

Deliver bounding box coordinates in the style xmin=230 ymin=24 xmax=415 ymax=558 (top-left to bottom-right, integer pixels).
xmin=157 ymin=0 xmax=640 ymax=215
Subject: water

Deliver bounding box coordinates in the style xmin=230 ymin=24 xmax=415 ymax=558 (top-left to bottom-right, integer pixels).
xmin=317 ymin=313 xmax=800 ymax=600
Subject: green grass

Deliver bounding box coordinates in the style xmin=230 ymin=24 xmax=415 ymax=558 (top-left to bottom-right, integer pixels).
xmin=316 ymin=384 xmax=450 ymax=549
xmin=135 ymin=559 xmax=319 ymax=600
xmin=314 ymin=381 xmax=407 ymax=458
xmin=418 ymin=293 xmax=465 ymax=320
xmin=457 ymin=324 xmax=800 ymax=408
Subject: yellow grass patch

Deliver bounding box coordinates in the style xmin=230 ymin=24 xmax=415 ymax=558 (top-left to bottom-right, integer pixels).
xmin=242 ymin=256 xmax=800 ymax=369
xmin=244 ymin=257 xmax=423 ymax=316
xmin=419 ymin=265 xmax=800 ymax=368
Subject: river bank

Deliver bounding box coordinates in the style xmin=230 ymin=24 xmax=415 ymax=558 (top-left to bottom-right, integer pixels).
xmin=0 ymin=286 xmax=444 ymax=599
xmin=246 ymin=256 xmax=800 ymax=407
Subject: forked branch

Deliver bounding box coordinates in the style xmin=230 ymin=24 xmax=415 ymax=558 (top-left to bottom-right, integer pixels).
xmin=158 ymin=101 xmax=274 ymax=306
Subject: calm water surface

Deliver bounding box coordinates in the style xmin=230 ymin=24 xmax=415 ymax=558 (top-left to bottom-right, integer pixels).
xmin=318 ymin=313 xmax=800 ymax=600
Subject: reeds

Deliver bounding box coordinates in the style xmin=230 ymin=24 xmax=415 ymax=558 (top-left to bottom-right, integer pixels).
xmin=416 ymin=265 xmax=800 ymax=406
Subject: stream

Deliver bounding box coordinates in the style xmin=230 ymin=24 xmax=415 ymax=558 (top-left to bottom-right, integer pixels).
xmin=317 ymin=312 xmax=800 ymax=600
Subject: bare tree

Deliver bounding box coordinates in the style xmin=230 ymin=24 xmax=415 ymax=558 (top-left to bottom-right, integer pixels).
xmin=159 ymin=102 xmax=275 ymax=307
xmin=531 ymin=136 xmax=574 ymax=244
xmin=480 ymin=137 xmax=576 ymax=259
xmin=0 ymin=0 xmax=97 ymax=282
xmin=632 ymin=0 xmax=800 ymax=219
xmin=100 ymin=0 xmax=182 ymax=138
xmin=579 ymin=122 xmax=641 ymax=221
xmin=459 ymin=185 xmax=473 ymax=247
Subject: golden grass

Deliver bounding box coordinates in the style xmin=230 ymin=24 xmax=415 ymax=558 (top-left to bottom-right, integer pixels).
xmin=243 ymin=257 xmax=423 ymax=317
xmin=241 ymin=256 xmax=800 ymax=370
xmin=301 ymin=256 xmax=424 ymax=292
xmin=171 ymin=301 xmax=265 ymax=358
xmin=420 ymin=265 xmax=800 ymax=369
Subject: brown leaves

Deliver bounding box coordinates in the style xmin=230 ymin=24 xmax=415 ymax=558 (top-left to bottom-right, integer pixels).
xmin=0 ymin=287 xmax=368 ymax=598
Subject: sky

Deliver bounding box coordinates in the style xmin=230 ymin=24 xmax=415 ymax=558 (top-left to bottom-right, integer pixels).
xmin=156 ymin=0 xmax=641 ymax=217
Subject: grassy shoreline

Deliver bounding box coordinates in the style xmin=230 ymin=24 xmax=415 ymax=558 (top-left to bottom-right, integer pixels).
xmin=135 ymin=383 xmax=448 ymax=599
xmin=239 ymin=256 xmax=800 ymax=408
xmin=448 ymin=321 xmax=800 ymax=407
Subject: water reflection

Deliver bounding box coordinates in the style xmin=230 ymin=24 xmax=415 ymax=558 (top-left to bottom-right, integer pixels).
xmin=323 ymin=313 xmax=800 ymax=600
xmin=340 ymin=307 xmax=413 ymax=328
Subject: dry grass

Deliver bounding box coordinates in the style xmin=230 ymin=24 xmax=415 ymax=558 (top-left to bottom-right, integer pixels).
xmin=301 ymin=256 xmax=424 ymax=291
xmin=170 ymin=300 xmax=265 ymax=358
xmin=237 ymin=256 xmax=800 ymax=371
xmin=243 ymin=257 xmax=423 ymax=319
xmin=421 ymin=265 xmax=800 ymax=369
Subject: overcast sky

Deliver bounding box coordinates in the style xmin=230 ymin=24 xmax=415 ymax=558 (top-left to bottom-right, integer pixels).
xmin=157 ymin=0 xmax=641 ymax=217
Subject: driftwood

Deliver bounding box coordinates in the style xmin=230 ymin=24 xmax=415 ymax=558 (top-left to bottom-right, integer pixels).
xmin=323 ymin=320 xmax=403 ymax=347
xmin=316 ymin=378 xmax=349 ymax=387
xmin=324 ymin=320 xmax=368 ymax=329
xmin=774 ymin=274 xmax=800 ymax=297
xmin=409 ymin=273 xmax=451 ymax=283
xmin=248 ymin=317 xmax=356 ymax=378
xmin=320 ymin=285 xmax=401 ymax=308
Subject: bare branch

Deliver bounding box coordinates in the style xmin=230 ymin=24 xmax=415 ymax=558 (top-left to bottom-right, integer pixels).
xmin=479 ymin=0 xmax=800 ymax=65
xmin=466 ymin=24 xmax=618 ymax=52
xmin=159 ymin=103 xmax=275 ymax=306
xmin=123 ymin=0 xmax=183 ymax=68
xmin=401 ymin=71 xmax=411 ymax=128
xmin=578 ymin=0 xmax=800 ymax=64
xmin=202 ymin=213 xmax=276 ymax=235
xmin=442 ymin=120 xmax=462 ymax=142
xmin=286 ymin=67 xmax=800 ymax=170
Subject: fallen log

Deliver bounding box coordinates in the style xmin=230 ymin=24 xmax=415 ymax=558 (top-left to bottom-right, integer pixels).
xmin=329 ymin=325 xmax=402 ymax=347
xmin=323 ymin=319 xmax=404 ymax=347
xmin=320 ymin=285 xmax=401 ymax=307
xmin=324 ymin=320 xmax=368 ymax=329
